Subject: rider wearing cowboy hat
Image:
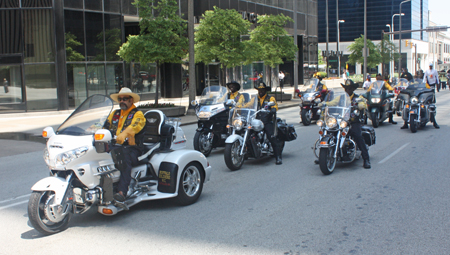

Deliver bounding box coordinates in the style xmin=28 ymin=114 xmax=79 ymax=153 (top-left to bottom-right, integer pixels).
xmin=106 ymin=87 xmax=147 ymax=203
xmin=221 ymin=81 xmax=245 ymax=106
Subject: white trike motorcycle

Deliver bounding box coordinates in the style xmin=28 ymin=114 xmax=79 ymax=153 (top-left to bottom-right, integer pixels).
xmin=28 ymin=95 xmax=212 ymax=235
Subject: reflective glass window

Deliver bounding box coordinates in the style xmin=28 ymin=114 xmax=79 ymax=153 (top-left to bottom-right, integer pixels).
xmin=104 ymin=14 xmax=122 ymax=61
xmin=65 ymin=10 xmax=85 ymax=61
xmin=87 ymin=64 xmax=106 ymax=96
xmin=67 ymin=64 xmax=87 ymax=108
xmin=25 ymin=64 xmax=57 ymax=111
xmin=64 ymin=0 xmax=83 ymax=9
xmin=104 ymin=0 xmax=120 ymax=13
xmin=0 ymin=10 xmax=22 ymax=54
xmin=85 ymin=12 xmax=104 ymax=61
xmin=106 ymin=64 xmax=123 ymax=95
xmin=122 ymin=0 xmax=138 ymax=15
xmin=0 ymin=65 xmax=23 ymax=104
xmin=23 ymin=9 xmax=55 ymax=63
xmin=0 ymin=0 xmax=19 ymax=8
xmin=22 ymin=0 xmax=52 ymax=7
xmin=85 ymin=0 xmax=102 ymax=11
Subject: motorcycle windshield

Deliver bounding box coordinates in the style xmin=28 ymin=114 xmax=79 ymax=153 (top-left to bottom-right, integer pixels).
xmin=392 ymin=78 xmax=409 ymax=94
xmin=323 ymin=90 xmax=351 ymax=121
xmin=303 ymin=78 xmax=320 ymax=93
xmin=230 ymin=94 xmax=258 ymax=123
xmin=57 ymin=95 xmax=114 ymax=136
xmin=369 ymin=81 xmax=385 ymax=95
xmin=198 ymin=86 xmax=228 ymax=105
xmin=407 ymin=79 xmax=428 ymax=90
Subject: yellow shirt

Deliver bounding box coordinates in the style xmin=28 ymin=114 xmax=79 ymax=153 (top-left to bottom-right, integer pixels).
xmin=367 ymin=81 xmax=393 ymax=92
xmin=244 ymin=94 xmax=278 ymax=111
xmin=106 ymin=105 xmax=146 ymax=136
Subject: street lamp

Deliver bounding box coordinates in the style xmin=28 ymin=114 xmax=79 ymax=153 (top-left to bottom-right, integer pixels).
xmin=391 ymin=13 xmax=404 ymax=76
xmin=399 ymin=0 xmax=411 ymax=73
xmin=337 ymin=20 xmax=345 ymax=78
xmin=386 ymin=24 xmax=391 ymax=79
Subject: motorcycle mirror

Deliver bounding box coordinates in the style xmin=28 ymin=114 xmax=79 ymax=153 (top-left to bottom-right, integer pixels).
xmin=191 ymin=100 xmax=198 ymax=106
xmin=42 ymin=126 xmax=55 ymax=138
xmin=94 ymin=129 xmax=112 ymax=142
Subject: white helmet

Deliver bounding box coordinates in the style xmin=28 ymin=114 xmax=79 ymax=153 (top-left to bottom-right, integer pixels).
xmin=429 ymin=62 xmax=433 ymax=67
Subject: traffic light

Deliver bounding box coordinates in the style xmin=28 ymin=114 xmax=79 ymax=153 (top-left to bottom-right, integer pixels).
xmin=405 ymin=40 xmax=409 ymax=47
xmin=411 ymin=42 xmax=414 ymax=49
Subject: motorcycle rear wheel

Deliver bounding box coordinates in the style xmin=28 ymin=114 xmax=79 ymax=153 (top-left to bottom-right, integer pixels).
xmin=301 ymin=109 xmax=312 ymax=126
xmin=371 ymin=112 xmax=379 ymax=128
xmin=175 ymin=162 xmax=204 ymax=206
xmin=319 ymin=147 xmax=336 ymax=175
xmin=193 ymin=130 xmax=213 ymax=157
xmin=224 ymin=140 xmax=245 ymax=171
xmin=410 ymin=114 xmax=418 ymax=133
xmin=28 ymin=191 xmax=72 ymax=235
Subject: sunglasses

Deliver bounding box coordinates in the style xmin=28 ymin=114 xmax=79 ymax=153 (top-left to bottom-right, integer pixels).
xmin=118 ymin=97 xmax=130 ymax=102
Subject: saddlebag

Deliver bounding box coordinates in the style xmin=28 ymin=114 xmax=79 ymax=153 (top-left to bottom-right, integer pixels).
xmin=277 ymin=120 xmax=297 ymax=142
xmin=361 ymin=125 xmax=376 ymax=146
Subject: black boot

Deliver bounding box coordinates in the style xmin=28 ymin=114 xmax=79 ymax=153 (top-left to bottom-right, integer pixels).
xmin=363 ymin=159 xmax=371 ymax=169
xmin=400 ymin=122 xmax=408 ymax=129
xmin=433 ymin=122 xmax=440 ymax=129
xmin=314 ymin=159 xmax=319 ymax=164
xmin=389 ymin=114 xmax=397 ymax=124
xmin=276 ymin=156 xmax=282 ymax=165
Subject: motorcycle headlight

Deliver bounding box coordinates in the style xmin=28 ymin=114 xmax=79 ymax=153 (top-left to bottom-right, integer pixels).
xmin=197 ymin=111 xmax=211 ymax=119
xmin=306 ymin=96 xmax=314 ymax=101
xmin=340 ymin=120 xmax=348 ymax=128
xmin=371 ymin=98 xmax=381 ymax=103
xmin=43 ymin=148 xmax=50 ymax=166
xmin=56 ymin=147 xmax=88 ymax=166
xmin=233 ymin=119 xmax=243 ymax=131
xmin=314 ymin=98 xmax=321 ymax=104
xmin=326 ymin=116 xmax=337 ymax=128
xmin=410 ymin=97 xmax=419 ymax=104
xmin=316 ymin=119 xmax=324 ymax=127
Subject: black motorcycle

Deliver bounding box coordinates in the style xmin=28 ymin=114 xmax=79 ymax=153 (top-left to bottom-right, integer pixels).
xmin=298 ymin=78 xmax=328 ymax=126
xmin=363 ymin=80 xmax=396 ymax=128
xmin=397 ymin=79 xmax=436 ymax=133
xmin=315 ymin=91 xmax=375 ymax=175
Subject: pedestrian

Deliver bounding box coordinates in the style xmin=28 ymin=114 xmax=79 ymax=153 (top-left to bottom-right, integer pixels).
xmin=400 ymin=68 xmax=413 ymax=81
xmin=363 ymin=75 xmax=371 ymax=90
xmin=278 ymin=70 xmax=285 ymax=88
xmin=423 ymin=63 xmax=440 ymax=92
xmin=3 ymin=78 xmax=9 ymax=93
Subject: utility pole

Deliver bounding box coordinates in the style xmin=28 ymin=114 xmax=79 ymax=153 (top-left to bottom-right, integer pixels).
xmin=363 ymin=0 xmax=367 ymax=80
xmin=293 ymin=0 xmax=298 ymax=90
xmin=326 ymin=0 xmax=329 ymax=78
xmin=399 ymin=0 xmax=411 ymax=74
xmin=336 ymin=0 xmax=339 ymax=78
xmin=187 ymin=0 xmax=196 ymax=115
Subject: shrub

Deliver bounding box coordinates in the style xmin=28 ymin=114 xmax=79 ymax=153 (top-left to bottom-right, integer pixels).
xmin=138 ymin=102 xmax=175 ymax=108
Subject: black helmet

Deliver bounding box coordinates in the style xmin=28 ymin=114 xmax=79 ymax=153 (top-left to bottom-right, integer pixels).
xmin=255 ymin=81 xmax=270 ymax=91
xmin=226 ymin=81 xmax=241 ymax=91
xmin=340 ymin=79 xmax=358 ymax=91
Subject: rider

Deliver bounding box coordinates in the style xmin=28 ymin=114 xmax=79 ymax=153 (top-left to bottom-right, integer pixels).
xmin=367 ymin=74 xmax=397 ymax=124
xmin=400 ymin=68 xmax=413 ymax=81
xmin=312 ymin=72 xmax=329 ymax=95
xmin=244 ymin=82 xmax=282 ymax=165
xmin=221 ymin=81 xmax=245 ymax=106
xmin=105 ymin=88 xmax=147 ymax=203
xmin=317 ymin=79 xmax=371 ymax=169
xmin=423 ymin=63 xmax=440 ymax=92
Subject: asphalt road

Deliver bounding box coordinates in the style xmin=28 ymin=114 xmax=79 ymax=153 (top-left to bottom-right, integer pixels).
xmin=1 ymin=90 xmax=450 ymax=254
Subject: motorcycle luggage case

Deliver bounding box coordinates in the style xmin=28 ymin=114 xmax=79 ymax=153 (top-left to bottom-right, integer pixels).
xmin=277 ymin=120 xmax=297 ymax=142
xmin=361 ymin=125 xmax=376 ymax=146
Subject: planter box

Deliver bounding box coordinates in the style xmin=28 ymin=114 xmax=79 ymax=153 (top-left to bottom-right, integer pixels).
xmin=268 ymin=93 xmax=292 ymax=101
xmin=140 ymin=106 xmax=186 ymax=117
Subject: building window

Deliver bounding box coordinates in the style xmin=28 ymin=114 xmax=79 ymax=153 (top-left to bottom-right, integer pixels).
xmin=87 ymin=64 xmax=106 ymax=96
xmin=67 ymin=64 xmax=86 ymax=108
xmin=23 ymin=9 xmax=55 ymax=63
xmin=85 ymin=12 xmax=104 ymax=61
xmin=25 ymin=64 xmax=57 ymax=111
xmin=104 ymin=14 xmax=122 ymax=61
xmin=0 ymin=65 xmax=23 ymax=104
xmin=0 ymin=10 xmax=22 ymax=54
xmin=22 ymin=0 xmax=52 ymax=7
xmin=64 ymin=10 xmax=86 ymax=61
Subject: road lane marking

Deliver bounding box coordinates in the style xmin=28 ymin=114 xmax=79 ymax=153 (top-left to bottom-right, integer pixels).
xmin=0 ymin=194 xmax=30 ymax=204
xmin=0 ymin=200 xmax=28 ymax=211
xmin=378 ymin=142 xmax=410 ymax=164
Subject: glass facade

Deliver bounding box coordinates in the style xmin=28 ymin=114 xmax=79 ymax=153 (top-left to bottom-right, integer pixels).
xmin=318 ymin=0 xmax=428 ymax=43
xmin=0 ymin=0 xmax=317 ymax=112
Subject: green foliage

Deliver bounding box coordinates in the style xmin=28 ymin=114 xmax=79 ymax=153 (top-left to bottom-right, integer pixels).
xmin=117 ymin=0 xmax=188 ymax=65
xmin=195 ymin=7 xmax=251 ymax=68
xmin=346 ymin=35 xmax=382 ymax=69
xmin=94 ymin=28 xmax=122 ymax=61
xmin=318 ymin=49 xmax=325 ymax=65
xmin=378 ymin=34 xmax=399 ymax=64
xmin=248 ymin=14 xmax=297 ymax=67
xmin=138 ymin=102 xmax=175 ymax=108
xmin=65 ymin=32 xmax=84 ymax=61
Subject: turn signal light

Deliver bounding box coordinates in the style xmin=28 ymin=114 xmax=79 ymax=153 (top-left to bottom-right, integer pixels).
xmin=42 ymin=131 xmax=48 ymax=137
xmin=226 ymin=125 xmax=230 ymax=128
xmin=342 ymin=132 xmax=347 ymax=136
xmin=421 ymin=105 xmax=424 ymax=108
xmin=319 ymin=130 xmax=323 ymax=135
xmin=410 ymin=111 xmax=414 ymax=114
xmin=95 ymin=134 xmax=105 ymax=140
xmin=320 ymin=141 xmax=327 ymax=145
xmin=102 ymin=208 xmax=113 ymax=215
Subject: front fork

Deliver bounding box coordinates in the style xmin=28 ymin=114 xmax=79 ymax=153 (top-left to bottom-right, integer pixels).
xmin=240 ymin=129 xmax=249 ymax=156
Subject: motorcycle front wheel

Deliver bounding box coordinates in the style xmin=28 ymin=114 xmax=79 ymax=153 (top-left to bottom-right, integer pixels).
xmin=319 ymin=147 xmax=336 ymax=175
xmin=193 ymin=130 xmax=213 ymax=157
xmin=28 ymin=191 xmax=72 ymax=235
xmin=410 ymin=114 xmax=418 ymax=133
xmin=224 ymin=140 xmax=245 ymax=171
xmin=301 ymin=109 xmax=312 ymax=126
xmin=175 ymin=162 xmax=205 ymax=206
xmin=371 ymin=112 xmax=379 ymax=128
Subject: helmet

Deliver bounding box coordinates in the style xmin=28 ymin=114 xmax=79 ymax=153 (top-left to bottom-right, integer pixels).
xmin=255 ymin=81 xmax=270 ymax=91
xmin=226 ymin=81 xmax=241 ymax=91
xmin=340 ymin=79 xmax=358 ymax=91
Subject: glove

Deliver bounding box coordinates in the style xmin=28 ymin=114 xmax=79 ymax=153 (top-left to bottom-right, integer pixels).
xmin=116 ymin=127 xmax=136 ymax=145
xmin=270 ymin=107 xmax=277 ymax=114
xmin=318 ymin=102 xmax=323 ymax=107
xmin=357 ymin=102 xmax=366 ymax=110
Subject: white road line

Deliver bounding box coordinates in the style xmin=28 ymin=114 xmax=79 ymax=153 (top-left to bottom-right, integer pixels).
xmin=0 ymin=194 xmax=30 ymax=204
xmin=0 ymin=200 xmax=28 ymax=211
xmin=378 ymin=142 xmax=410 ymax=164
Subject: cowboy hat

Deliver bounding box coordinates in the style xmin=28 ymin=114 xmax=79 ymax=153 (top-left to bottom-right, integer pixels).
xmin=340 ymin=79 xmax=358 ymax=91
xmin=226 ymin=81 xmax=241 ymax=91
xmin=110 ymin=87 xmax=140 ymax=103
xmin=255 ymin=81 xmax=270 ymax=91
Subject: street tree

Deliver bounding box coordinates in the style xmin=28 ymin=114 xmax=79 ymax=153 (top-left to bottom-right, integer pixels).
xmin=347 ymin=35 xmax=382 ymax=72
xmin=65 ymin=32 xmax=84 ymax=62
xmin=195 ymin=7 xmax=252 ymax=85
xmin=117 ymin=0 xmax=188 ymax=104
xmin=248 ymin=14 xmax=297 ymax=88
xmin=377 ymin=34 xmax=399 ymax=76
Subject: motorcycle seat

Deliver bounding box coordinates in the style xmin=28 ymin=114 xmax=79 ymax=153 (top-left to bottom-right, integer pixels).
xmin=142 ymin=110 xmax=175 ymax=151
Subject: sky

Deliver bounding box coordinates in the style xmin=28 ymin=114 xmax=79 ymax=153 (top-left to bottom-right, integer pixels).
xmin=428 ymin=0 xmax=450 ymax=33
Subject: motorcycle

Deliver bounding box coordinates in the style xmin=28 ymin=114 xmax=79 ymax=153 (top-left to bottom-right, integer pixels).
xmin=28 ymin=95 xmax=212 ymax=235
xmin=192 ymin=86 xmax=240 ymax=156
xmin=298 ymin=78 xmax=328 ymax=126
xmin=397 ymin=79 xmax=436 ymax=133
xmin=363 ymin=80 xmax=396 ymax=128
xmin=315 ymin=91 xmax=376 ymax=175
xmin=392 ymin=78 xmax=410 ymax=116
xmin=223 ymin=95 xmax=296 ymax=171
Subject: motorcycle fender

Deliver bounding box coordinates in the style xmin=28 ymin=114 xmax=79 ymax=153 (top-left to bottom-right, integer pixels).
xmin=196 ymin=126 xmax=210 ymax=132
xmin=225 ymin=134 xmax=243 ymax=144
xmin=318 ymin=136 xmax=334 ymax=148
xmin=31 ymin=176 xmax=69 ymax=205
xmin=409 ymin=108 xmax=418 ymax=114
xmin=370 ymin=107 xmax=379 ymax=113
